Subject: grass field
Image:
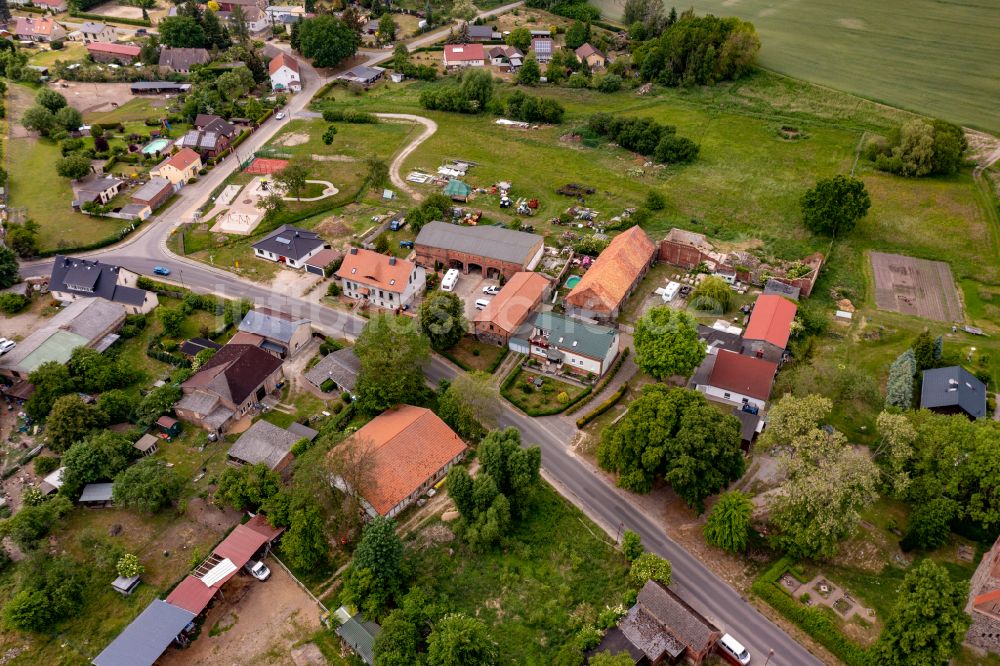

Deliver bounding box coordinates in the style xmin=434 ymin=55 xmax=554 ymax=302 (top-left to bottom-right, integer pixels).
xmin=27 ymin=43 xmax=88 ymax=68
xmin=589 ymin=0 xmax=1000 ymax=133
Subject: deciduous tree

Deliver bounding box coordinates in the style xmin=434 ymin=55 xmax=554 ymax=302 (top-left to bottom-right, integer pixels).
xmin=280 ymin=502 xmax=328 ymax=570
xmin=628 ymin=552 xmax=671 ymax=586
xmin=275 ymin=159 xmax=310 ymax=200
xmin=157 ymin=308 xmax=185 ymax=337
xmin=55 ymin=154 xmax=92 ymax=180
xmin=419 ymin=291 xmax=466 ymax=350
xmin=215 ymin=463 xmax=281 ymax=510
xmin=354 ymin=314 xmax=430 ymax=412
xmin=621 ymin=530 xmax=643 ymax=561
xmin=515 ymin=55 xmax=540 ymax=85
xmin=61 ymin=431 xmax=136 ymax=497
xmin=0 ymin=246 xmax=20 ymax=289
xmin=800 ymin=175 xmax=871 ymax=238
xmin=689 ymin=275 xmax=733 ymax=313
xmin=297 ymin=15 xmax=359 ymax=67
xmin=426 ymin=613 xmax=498 ymax=666
xmin=21 ymin=105 xmax=56 ymax=136
xmin=703 ymin=491 xmax=753 ymax=553
xmin=438 ymin=373 xmax=499 ymax=440
xmin=112 ymin=458 xmax=183 ymax=513
xmin=505 ymin=27 xmax=530 ymax=52
xmin=36 ymin=88 xmax=66 ymax=112
xmin=25 ymin=361 xmax=73 ymax=420
xmin=46 ymin=394 xmax=107 ymax=453
xmin=633 ymin=307 xmax=704 ymax=380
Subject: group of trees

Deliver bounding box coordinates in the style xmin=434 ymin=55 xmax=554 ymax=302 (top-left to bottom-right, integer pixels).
xmin=634 ymin=13 xmax=759 ymax=86
xmin=420 ymin=291 xmax=466 ymax=350
xmin=588 ymin=113 xmax=699 ymax=165
xmin=419 ymin=68 xmax=495 ymax=114
xmin=622 ymin=0 xmax=678 ymax=40
xmin=22 ymin=89 xmax=83 ymax=138
xmin=446 ymin=428 xmax=541 ymax=549
xmin=632 ymin=307 xmax=705 ymax=380
xmin=180 ymin=63 xmax=259 ymax=121
xmin=26 ymin=347 xmax=140 ymax=422
xmin=159 ymin=0 xmax=232 ymax=50
xmin=867 ymin=118 xmax=967 ymax=177
xmin=597 ymin=385 xmax=745 ymax=510
xmin=391 ymin=44 xmax=438 ymax=82
xmin=297 ymin=14 xmax=360 ymax=68
xmin=503 ymin=89 xmax=565 ymax=124
xmin=402 ymin=193 xmax=453 ymax=233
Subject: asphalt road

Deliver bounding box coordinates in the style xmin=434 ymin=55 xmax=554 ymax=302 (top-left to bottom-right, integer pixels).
xmin=18 ymin=17 xmax=824 ymax=665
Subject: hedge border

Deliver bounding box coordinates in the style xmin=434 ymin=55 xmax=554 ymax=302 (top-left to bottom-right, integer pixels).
xmin=69 ymin=10 xmax=151 ymax=26
xmin=501 ymin=364 xmax=593 ymax=416
xmin=565 ymin=347 xmax=629 ymax=415
xmin=575 ymin=382 xmax=627 ymax=429
xmin=751 ymin=558 xmax=870 ymax=666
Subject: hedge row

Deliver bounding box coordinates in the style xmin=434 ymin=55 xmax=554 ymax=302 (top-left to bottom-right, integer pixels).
xmin=486 ymin=346 xmax=510 ymax=374
xmin=440 ymin=349 xmax=472 ymax=373
xmin=565 ymin=348 xmax=630 ymax=415
xmin=70 ymin=10 xmax=151 ymax=26
xmin=751 ymin=558 xmax=870 ymax=666
xmin=19 ymin=5 xmax=48 ymax=14
xmin=575 ymin=383 xmax=627 ymax=428
xmin=501 ymin=369 xmax=593 ymax=417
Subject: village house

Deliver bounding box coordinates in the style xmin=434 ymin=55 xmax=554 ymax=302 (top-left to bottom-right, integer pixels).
xmin=130 ymin=176 xmax=174 ymax=211
xmin=531 ymin=37 xmax=554 ymax=63
xmin=265 ymin=5 xmax=305 ymax=23
xmin=236 ymin=307 xmax=312 ymax=358
xmin=514 ymin=311 xmax=620 ymax=377
xmin=336 ymin=64 xmax=385 ymax=86
xmin=21 ymin=0 xmax=67 ymax=12
xmin=304 ymin=347 xmax=360 ymax=393
xmin=332 ymin=405 xmax=468 ymax=519
xmin=575 ymin=43 xmax=607 ymax=70
xmin=220 ymin=5 xmax=269 ymax=33
xmin=173 ymin=344 xmax=284 ymax=434
xmin=920 ymin=366 xmax=988 ymax=419
xmin=177 ymin=116 xmax=236 ymax=158
xmin=158 ymin=47 xmax=210 ymax=73
xmin=336 ymin=247 xmax=426 ymax=310
xmin=269 ymin=52 xmax=302 ymax=92
xmin=966 ymin=536 xmax=1000 ymax=655
xmin=79 ymin=21 xmax=115 ymax=43
xmin=488 ymin=45 xmax=523 ymax=70
xmin=564 ymin=226 xmax=657 ymax=321
xmin=86 ymin=42 xmax=141 ymax=65
xmin=0 ymin=299 xmax=125 ymax=380
xmin=15 ymin=17 xmax=66 ymax=42
xmin=227 ymin=419 xmax=301 ymax=472
xmin=694 ymin=349 xmax=777 ymax=412
xmin=473 ymin=271 xmax=551 ymax=346
xmin=741 ymin=294 xmax=797 ymax=363
xmin=443 ymin=43 xmax=486 ymax=68
xmin=590 ymin=580 xmax=722 ymax=665
xmin=251 ymin=224 xmax=329 ymax=269
xmin=150 ymin=148 xmax=202 ymax=185
xmin=49 ymin=255 xmax=157 ymax=315
xmin=414 ymin=221 xmax=544 ymax=280
xmin=467 ymin=24 xmax=499 ymax=41
xmin=72 ymin=175 xmax=122 ymax=207
xmin=216 ymin=0 xmax=266 ymax=12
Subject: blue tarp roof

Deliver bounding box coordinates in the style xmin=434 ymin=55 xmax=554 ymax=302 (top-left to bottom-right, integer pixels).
xmin=92 ymin=599 xmax=194 ymax=666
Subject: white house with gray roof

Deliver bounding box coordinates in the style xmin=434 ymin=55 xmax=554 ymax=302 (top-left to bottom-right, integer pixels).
xmin=252 ymin=224 xmax=328 ymax=269
xmin=511 ymin=312 xmax=620 ymax=377
xmin=49 ymin=255 xmax=157 ymax=315
xmin=237 ymin=307 xmax=312 ymax=358
xmin=79 ymin=21 xmax=115 ymax=43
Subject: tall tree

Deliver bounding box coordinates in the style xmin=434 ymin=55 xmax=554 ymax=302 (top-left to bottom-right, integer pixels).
xmin=703 ymin=491 xmax=753 ymax=553
xmin=628 ymin=552 xmax=672 ymax=586
xmin=419 ymin=291 xmax=466 ymax=349
xmin=477 ymin=428 xmax=540 ymax=519
xmin=354 ymin=314 xmax=430 ymax=412
xmin=214 ymin=463 xmax=281 ymax=510
xmin=870 ymin=559 xmax=969 ymax=666
xmin=280 ymin=502 xmax=328 ymax=569
xmin=25 ymin=361 xmax=73 ymax=420
xmin=297 ymin=15 xmax=359 ymax=67
xmin=159 ymin=16 xmax=206 ymax=48
xmin=229 ymin=5 xmax=249 ymax=44
xmin=426 ymin=613 xmax=498 ymax=666
xmin=0 ymin=246 xmax=20 ymax=289
xmin=112 ymin=459 xmax=183 ymax=513
xmin=45 ymin=394 xmax=107 ymax=453
xmin=633 ymin=307 xmax=704 ymax=380
xmin=800 ymin=175 xmax=871 ymax=238
xmin=437 ymin=373 xmax=500 ymax=440
xmin=0 ymin=0 xmax=11 ymax=24
xmin=61 ymin=431 xmax=136 ymax=497
xmin=689 ymin=275 xmax=733 ymax=313
xmin=515 ymin=55 xmax=540 ymax=85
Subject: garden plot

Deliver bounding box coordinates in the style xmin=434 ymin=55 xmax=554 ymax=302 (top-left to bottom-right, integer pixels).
xmin=870 ymin=251 xmax=963 ymax=322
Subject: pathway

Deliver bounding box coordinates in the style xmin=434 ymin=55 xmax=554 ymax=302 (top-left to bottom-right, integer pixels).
xmin=374 ymin=113 xmax=438 ymax=202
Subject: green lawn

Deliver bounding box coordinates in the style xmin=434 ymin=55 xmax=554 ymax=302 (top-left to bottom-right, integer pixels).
xmin=270 ymin=117 xmax=417 ymax=162
xmin=590 ymin=0 xmax=1000 ymax=133
xmin=27 ymin=43 xmax=88 ymax=68
xmin=447 ymin=336 xmax=508 ymax=373
xmin=406 ymin=482 xmax=630 ymax=663
xmin=503 ymin=368 xmax=589 ymax=414
xmin=86 ymin=98 xmax=165 ymax=125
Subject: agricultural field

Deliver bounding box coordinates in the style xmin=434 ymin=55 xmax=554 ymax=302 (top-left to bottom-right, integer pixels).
xmin=591 ymin=0 xmax=1000 ymax=133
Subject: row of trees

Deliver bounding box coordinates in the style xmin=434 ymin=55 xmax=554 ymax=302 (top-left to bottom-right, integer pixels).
xmin=588 ymin=113 xmax=699 ymax=165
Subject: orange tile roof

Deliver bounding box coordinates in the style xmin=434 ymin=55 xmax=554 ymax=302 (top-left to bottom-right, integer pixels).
xmin=472 ymin=271 xmax=549 ymax=334
xmin=444 ymin=43 xmax=485 ymax=62
xmin=336 ymin=248 xmax=415 ymax=294
xmin=338 ymin=405 xmax=468 ymax=516
xmin=162 ymin=147 xmax=201 ymax=172
xmin=744 ymin=294 xmax=797 ymax=349
xmin=269 ymin=52 xmax=300 ymax=75
xmin=565 ymin=226 xmax=656 ymax=315
xmin=975 ymin=588 xmax=1000 ymax=610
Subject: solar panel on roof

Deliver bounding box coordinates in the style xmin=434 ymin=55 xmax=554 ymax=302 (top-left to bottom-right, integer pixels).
xmin=276 ymin=236 xmax=291 ymax=244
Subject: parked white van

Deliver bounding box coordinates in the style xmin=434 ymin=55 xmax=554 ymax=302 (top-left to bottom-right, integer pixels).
xmin=441 ymin=268 xmax=460 ymax=292
xmin=718 ymin=634 xmax=751 ymax=665
xmin=474 ymin=298 xmax=490 ymax=310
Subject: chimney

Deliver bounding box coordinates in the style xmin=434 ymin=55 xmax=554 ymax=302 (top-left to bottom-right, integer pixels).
xmin=389 ymin=257 xmax=397 ymax=266
xmin=350 ymin=248 xmax=358 ymax=255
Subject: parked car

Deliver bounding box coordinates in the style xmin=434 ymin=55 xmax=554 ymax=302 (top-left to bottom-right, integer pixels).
xmin=0 ymin=339 xmax=14 ymax=355
xmin=275 ymin=112 xmax=286 ymax=120
xmin=474 ymin=298 xmax=490 ymax=310
xmin=718 ymin=634 xmax=751 ymax=665
xmin=399 ymin=240 xmax=415 ymax=249
xmin=245 ymin=559 xmax=271 ymax=581
xmin=152 ymin=266 xmax=171 ymax=276
xmin=482 ymin=285 xmax=501 ymax=295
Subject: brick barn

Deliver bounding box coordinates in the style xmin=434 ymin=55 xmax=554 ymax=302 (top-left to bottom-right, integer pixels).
xmin=414 ymin=221 xmax=544 ymax=280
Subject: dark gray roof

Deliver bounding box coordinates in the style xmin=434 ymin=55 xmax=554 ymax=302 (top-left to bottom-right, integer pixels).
xmin=79 ymin=482 xmax=114 ymax=502
xmin=335 ymin=614 xmax=380 ymax=665
xmin=228 ymin=420 xmax=299 ymax=469
xmin=132 ymin=177 xmax=173 ymax=202
xmin=93 ymin=599 xmax=194 ymax=666
xmin=467 ymin=25 xmax=494 ymax=39
xmin=619 ymin=581 xmax=718 ymax=662
xmin=180 ymin=337 xmax=221 ymax=357
xmin=763 ymin=278 xmax=801 ymax=300
xmin=338 ymin=64 xmax=385 ymax=83
xmin=920 ymin=366 xmax=987 ymax=419
xmin=238 ymin=309 xmax=310 ymax=344
xmin=252 ymin=224 xmax=326 ymax=262
xmin=75 ymin=175 xmax=122 ymax=195
xmin=131 ymin=81 xmax=191 ymax=92
xmin=531 ymin=312 xmax=617 ymax=361
xmin=415 ymin=221 xmax=542 ymax=266
xmin=158 ymin=47 xmax=210 ymax=71
xmin=287 ymin=421 xmax=318 ymax=441
xmin=49 ymin=255 xmax=152 ymax=308
xmin=697 ymin=324 xmax=742 ymax=354
xmin=304 ymin=347 xmax=360 ymax=391
xmin=80 ymin=21 xmax=107 ymax=33
xmin=732 ymin=408 xmax=760 ymax=443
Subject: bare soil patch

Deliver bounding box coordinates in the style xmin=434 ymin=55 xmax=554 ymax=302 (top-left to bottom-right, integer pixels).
xmin=84 ymin=1 xmax=144 ymax=19
xmin=276 ymin=131 xmax=310 ymax=147
xmin=869 ymin=251 xmax=963 ymax=322
xmin=55 ymin=81 xmax=137 ymax=115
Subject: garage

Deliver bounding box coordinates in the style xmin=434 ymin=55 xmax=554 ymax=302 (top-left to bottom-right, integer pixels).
xmin=304 ymin=248 xmax=343 ymax=276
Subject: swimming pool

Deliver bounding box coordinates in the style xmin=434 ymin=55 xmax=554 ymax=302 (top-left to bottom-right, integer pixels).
xmin=565 ymin=275 xmax=581 ymax=289
xmin=142 ymin=138 xmax=169 ymax=154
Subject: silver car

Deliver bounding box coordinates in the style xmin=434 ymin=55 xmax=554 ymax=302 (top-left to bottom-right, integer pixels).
xmin=245 ymin=559 xmax=271 ymax=581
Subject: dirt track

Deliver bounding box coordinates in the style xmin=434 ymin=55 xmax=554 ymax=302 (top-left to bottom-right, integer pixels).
xmin=375 ymin=113 xmax=438 ymax=202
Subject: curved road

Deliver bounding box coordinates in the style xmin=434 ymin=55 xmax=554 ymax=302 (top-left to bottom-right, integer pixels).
xmin=18 ymin=23 xmax=823 ymax=666
xmin=377 ymin=113 xmax=438 ymax=201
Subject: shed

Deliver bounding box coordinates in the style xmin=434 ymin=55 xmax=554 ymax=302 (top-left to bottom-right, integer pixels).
xmin=304 ymin=347 xmax=360 ymax=392
xmin=303 ymin=248 xmax=344 ymax=276
xmin=40 ymin=466 xmax=65 ymax=495
xmin=111 ymin=574 xmax=142 ymax=596
xmin=334 ymin=606 xmax=381 ymax=665
xmin=444 ymin=179 xmax=472 ymax=202
xmin=134 ymin=433 xmax=159 ymax=457
xmin=92 ymin=599 xmax=195 ymax=666
xmin=287 ymin=421 xmax=319 ymax=441
xmin=79 ymin=482 xmax=114 ymax=507
xmin=156 ymin=415 xmax=181 ymax=437
xmin=227 ymin=419 xmax=300 ymax=471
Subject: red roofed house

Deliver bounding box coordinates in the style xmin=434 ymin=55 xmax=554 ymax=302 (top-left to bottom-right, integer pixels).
xmin=443 ymin=43 xmax=485 ymax=68
xmin=15 ymin=17 xmax=66 ymax=42
xmin=564 ymin=226 xmax=657 ymax=321
xmin=473 ymin=271 xmax=551 ymax=345
xmin=333 ymin=405 xmax=468 ymax=518
xmin=336 ymin=247 xmax=426 ymax=310
xmin=742 ymin=294 xmax=797 ymax=363
xmin=87 ymin=42 xmax=141 ymax=65
xmin=269 ymin=52 xmax=301 ymax=92
xmin=695 ymin=349 xmax=777 ymax=411
xmin=967 ymin=536 xmax=1000 ymax=654
xmin=150 ymin=148 xmax=202 ymax=186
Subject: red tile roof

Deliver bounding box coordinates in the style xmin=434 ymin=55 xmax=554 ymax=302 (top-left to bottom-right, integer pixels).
xmin=565 ymin=226 xmax=656 ymax=315
xmin=269 ymin=52 xmax=300 ymax=75
xmin=707 ymin=350 xmax=777 ymax=401
xmin=339 ymin=405 xmax=467 ymax=516
xmin=744 ymin=294 xmax=797 ymax=350
xmin=160 ymin=147 xmax=201 ymax=173
xmin=214 ymin=523 xmax=271 ymax=568
xmin=444 ymin=43 xmax=485 ymax=62
xmin=86 ymin=42 xmax=141 ymax=57
xmin=473 ymin=271 xmax=549 ymax=334
xmin=336 ymin=248 xmax=415 ymax=294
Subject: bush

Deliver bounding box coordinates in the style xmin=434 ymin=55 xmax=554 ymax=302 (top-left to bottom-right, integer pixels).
xmin=0 ymin=293 xmax=29 ymax=315
xmin=33 ymin=456 xmax=60 ymax=476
